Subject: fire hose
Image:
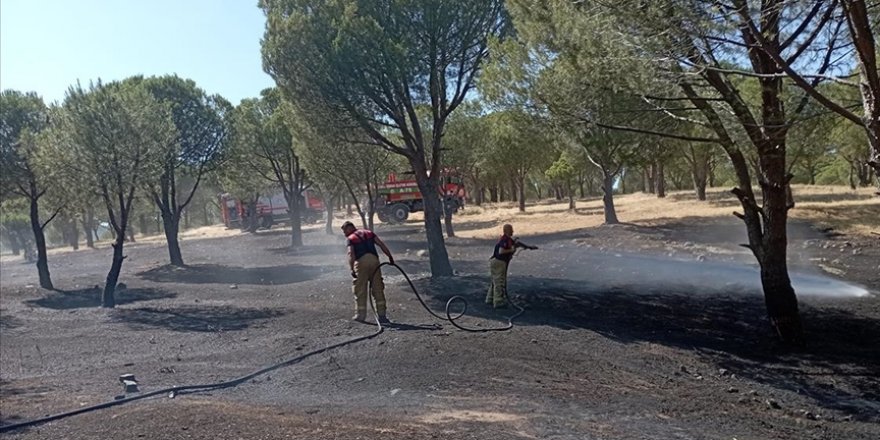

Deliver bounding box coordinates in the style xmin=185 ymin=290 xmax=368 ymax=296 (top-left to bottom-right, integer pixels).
xmin=0 ymin=248 xmax=536 ymax=433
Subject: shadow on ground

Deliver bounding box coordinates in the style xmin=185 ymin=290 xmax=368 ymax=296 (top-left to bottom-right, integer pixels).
xmin=412 ymin=274 xmax=880 ymax=422
xmin=667 ymin=187 xmax=873 ymax=207
xmin=608 ymin=216 xmax=826 ymax=245
xmin=266 ymin=244 xmax=341 ymax=256
xmin=0 ymin=379 xmax=53 ymax=399
xmin=0 ymin=309 xmax=23 ymax=330
xmin=0 ymin=379 xmax=51 ymax=430
xmin=138 ymin=264 xmax=326 ymax=285
xmin=111 ymin=305 xmax=286 ymax=332
xmin=23 ymin=288 xmax=176 ymax=310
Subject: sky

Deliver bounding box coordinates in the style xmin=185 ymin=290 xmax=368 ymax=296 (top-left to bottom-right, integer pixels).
xmin=0 ymin=0 xmax=275 ymax=105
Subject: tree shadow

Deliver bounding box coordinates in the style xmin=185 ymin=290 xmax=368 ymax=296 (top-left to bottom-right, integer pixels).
xmin=0 ymin=379 xmax=53 ymax=399
xmin=410 ymin=275 xmax=880 ymax=421
xmin=513 ymin=206 xmax=605 ymax=217
xmin=137 ymin=264 xmax=326 ymax=285
xmin=23 ymin=288 xmax=176 ymax=310
xmin=110 ymin=305 xmax=286 ymax=332
xmin=252 ymin=228 xmax=294 ymax=237
xmin=450 ymin=220 xmax=502 ymax=232
xmin=266 ymin=244 xmax=341 ymax=256
xmin=799 ymin=204 xmax=880 ymax=235
xmin=666 ymin=187 xmax=871 ymax=206
xmin=791 ymin=191 xmax=874 ymax=204
xmin=608 ymin=216 xmax=826 ymax=245
xmin=0 ymin=309 xmax=23 ymax=330
xmin=0 ymin=379 xmax=52 ymax=431
xmin=384 ymin=322 xmax=443 ymax=332
xmin=387 ymin=258 xmax=487 ymax=277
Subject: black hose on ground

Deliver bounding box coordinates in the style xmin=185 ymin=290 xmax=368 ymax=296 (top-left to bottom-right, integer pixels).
xmin=0 ymin=261 xmax=521 ymax=433
xmin=377 ymin=262 xmax=524 ymax=332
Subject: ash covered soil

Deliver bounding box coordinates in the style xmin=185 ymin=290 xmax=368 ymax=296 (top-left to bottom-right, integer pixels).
xmin=0 ymin=218 xmax=878 ymax=440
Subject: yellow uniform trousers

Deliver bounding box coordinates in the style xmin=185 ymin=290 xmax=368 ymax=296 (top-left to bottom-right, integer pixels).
xmin=353 ymin=253 xmax=386 ymax=318
xmin=486 ymin=257 xmax=509 ymax=307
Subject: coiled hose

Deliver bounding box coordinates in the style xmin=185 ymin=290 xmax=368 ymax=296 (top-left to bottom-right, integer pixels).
xmin=379 ymin=262 xmax=524 ymax=332
xmin=0 ymin=262 xmax=520 ymax=433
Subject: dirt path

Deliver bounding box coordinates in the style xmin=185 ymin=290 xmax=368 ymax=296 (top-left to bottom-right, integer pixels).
xmin=1 ymin=202 xmax=878 ymax=439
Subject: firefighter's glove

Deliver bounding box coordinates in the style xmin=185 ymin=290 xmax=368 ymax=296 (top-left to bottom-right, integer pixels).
xmin=350 ymin=270 xmax=357 ymax=279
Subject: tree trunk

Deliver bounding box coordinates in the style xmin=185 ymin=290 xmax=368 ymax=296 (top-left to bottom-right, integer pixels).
xmin=366 ymin=182 xmax=377 ymax=231
xmin=102 ymin=238 xmax=125 ymax=308
xmin=695 ymin=178 xmax=707 ymax=201
xmin=138 ymin=213 xmax=149 ymax=235
xmin=517 ymin=176 xmax=526 ymax=212
xmin=849 ymin=161 xmax=857 ymax=189
xmin=601 ymin=173 xmax=619 ymax=225
xmin=856 ymin=160 xmax=872 ymax=187
xmin=28 ymin=190 xmax=53 ymax=290
xmin=324 ymin=195 xmax=335 ymax=235
xmin=358 ymin=208 xmax=368 ymax=230
xmin=510 ymin=179 xmax=518 ymax=203
xmin=656 ymin=161 xmax=666 ymax=198
xmin=692 ymin=154 xmax=709 ymax=201
xmin=203 ymin=205 xmax=210 ymax=226
xmin=162 ymin=212 xmax=184 ymax=266
xmin=413 ymin=165 xmax=453 ymax=277
xmin=757 ymin=150 xmax=802 ymax=343
xmin=443 ymin=199 xmax=455 ymax=237
xmin=489 ymin=186 xmax=498 ymax=203
xmin=84 ymin=208 xmax=95 ymax=248
xmin=243 ymin=201 xmax=258 ymax=233
xmin=127 ymin=226 xmax=136 ymax=243
xmin=839 ymin=0 xmax=880 ymax=184
xmin=69 ymin=217 xmax=79 ymax=250
xmin=10 ymin=234 xmax=22 ymax=255
xmin=288 ymin=196 xmax=303 ymax=248
xmin=567 ymin=179 xmax=575 ymax=210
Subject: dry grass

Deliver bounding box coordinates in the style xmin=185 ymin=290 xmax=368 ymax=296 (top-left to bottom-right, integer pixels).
xmin=136 ymin=224 xmax=242 ymax=244
xmin=788 ymin=187 xmax=879 ymax=236
xmin=2 ymin=185 xmax=875 ymax=263
xmin=438 ymin=185 xmax=878 ymax=239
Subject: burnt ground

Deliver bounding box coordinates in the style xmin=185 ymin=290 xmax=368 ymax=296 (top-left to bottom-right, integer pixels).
xmin=0 ymin=216 xmax=878 ymax=440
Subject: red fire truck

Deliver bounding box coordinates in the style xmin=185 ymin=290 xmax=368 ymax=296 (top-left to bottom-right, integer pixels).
xmin=220 ymin=189 xmax=324 ymax=230
xmin=376 ymin=170 xmax=466 ymax=224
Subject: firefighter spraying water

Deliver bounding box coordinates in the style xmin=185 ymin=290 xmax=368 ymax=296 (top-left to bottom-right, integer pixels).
xmin=486 ymin=224 xmax=538 ymax=309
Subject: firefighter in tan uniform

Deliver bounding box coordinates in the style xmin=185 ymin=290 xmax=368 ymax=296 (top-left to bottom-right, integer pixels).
xmin=486 ymin=224 xmax=518 ymax=308
xmin=342 ymin=221 xmax=395 ymax=323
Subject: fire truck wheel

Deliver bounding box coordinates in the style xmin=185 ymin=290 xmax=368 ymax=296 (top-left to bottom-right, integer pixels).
xmin=377 ymin=210 xmax=389 ymax=223
xmin=390 ymin=204 xmax=409 ymax=223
